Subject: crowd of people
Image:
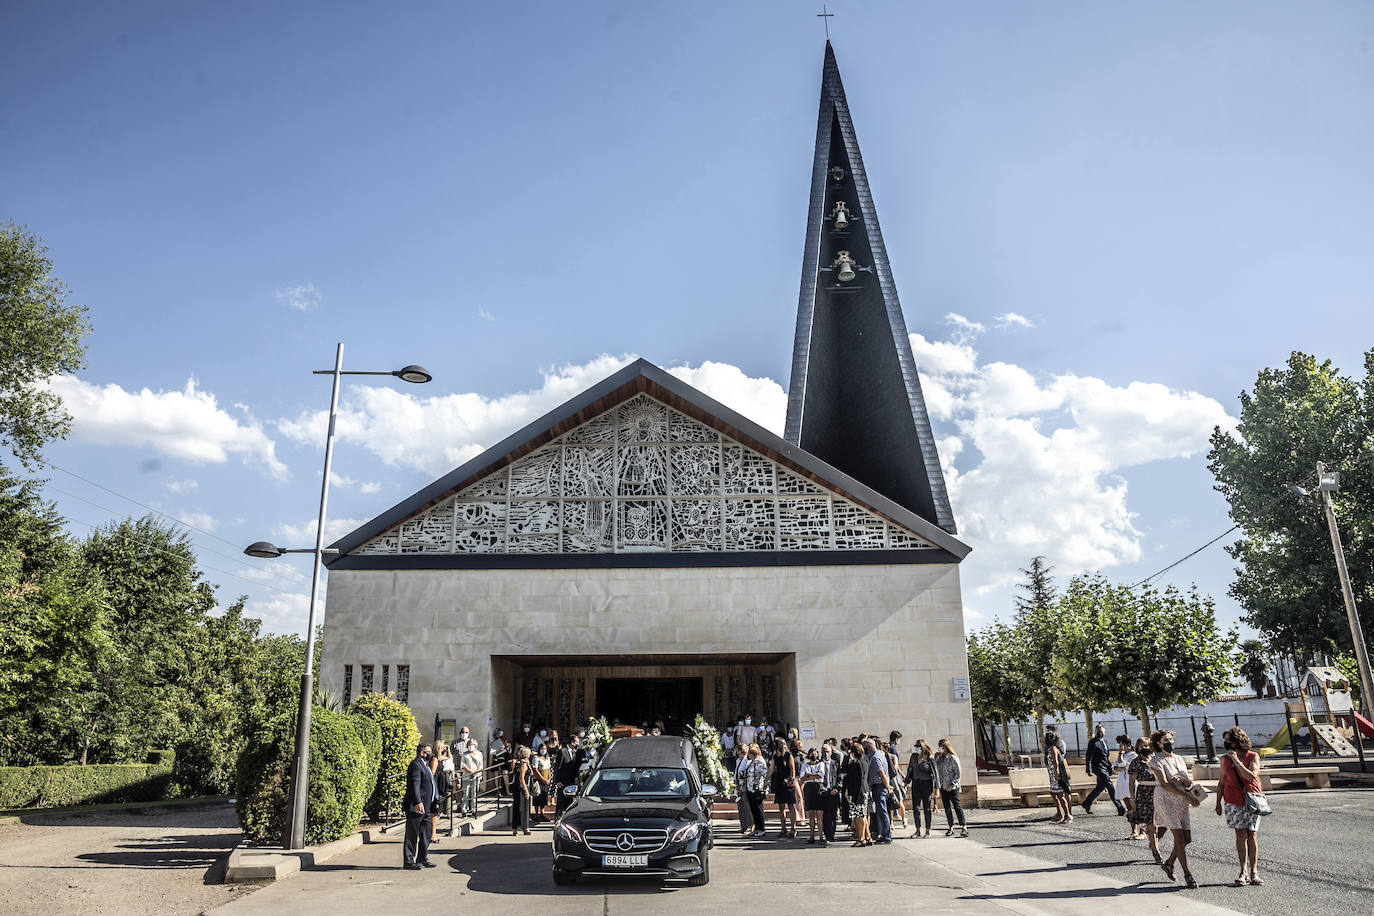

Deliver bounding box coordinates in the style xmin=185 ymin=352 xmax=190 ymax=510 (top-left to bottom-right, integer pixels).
xmin=401 ymin=715 xmax=1269 ymax=895
xmin=1043 ymin=722 xmax=1267 ymax=889
xmin=723 ymin=718 xmax=970 ymax=845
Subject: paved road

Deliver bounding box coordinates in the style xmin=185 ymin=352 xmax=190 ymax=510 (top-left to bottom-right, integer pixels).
xmin=960 ymin=786 xmax=1374 ymax=915
xmin=0 ymin=802 xmax=254 ymax=915
xmin=214 ymin=819 xmax=1238 ymax=915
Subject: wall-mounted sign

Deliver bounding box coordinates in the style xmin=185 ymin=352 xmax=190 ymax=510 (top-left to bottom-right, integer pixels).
xmin=952 ymin=676 xmax=971 ymax=700
xmin=800 ymin=727 xmax=816 ymax=739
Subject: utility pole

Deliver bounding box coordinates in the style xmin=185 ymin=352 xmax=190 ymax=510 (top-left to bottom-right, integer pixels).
xmin=1316 ymin=461 xmax=1374 ymax=721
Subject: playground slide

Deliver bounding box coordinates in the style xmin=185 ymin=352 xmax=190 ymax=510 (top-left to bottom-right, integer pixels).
xmin=1355 ymin=711 xmax=1374 ymax=741
xmin=1257 ymin=716 xmax=1304 ymax=758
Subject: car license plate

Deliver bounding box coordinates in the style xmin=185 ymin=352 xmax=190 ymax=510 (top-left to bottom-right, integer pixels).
xmin=602 ymin=854 xmax=648 ymax=867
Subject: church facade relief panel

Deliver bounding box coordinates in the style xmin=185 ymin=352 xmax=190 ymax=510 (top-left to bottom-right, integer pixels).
xmin=349 ymin=395 xmax=938 ymax=557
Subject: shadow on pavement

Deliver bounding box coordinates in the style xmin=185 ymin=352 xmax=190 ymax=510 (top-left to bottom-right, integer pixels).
xmin=9 ymin=803 xmax=239 ymax=830
xmin=451 ymin=840 xmax=695 ymax=896
xmin=961 ymin=883 xmax=1185 ymax=902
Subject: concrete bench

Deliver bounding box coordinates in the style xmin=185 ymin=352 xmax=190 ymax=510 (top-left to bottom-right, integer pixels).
xmin=1260 ymin=766 xmax=1338 ymax=790
xmin=1007 ymin=768 xmax=1098 ymax=807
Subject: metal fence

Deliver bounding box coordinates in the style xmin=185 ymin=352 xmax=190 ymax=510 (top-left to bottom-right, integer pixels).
xmin=984 ymin=712 xmax=1368 ymax=763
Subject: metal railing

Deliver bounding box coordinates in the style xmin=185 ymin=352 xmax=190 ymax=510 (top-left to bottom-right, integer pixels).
xmin=379 ymin=760 xmax=551 ymax=835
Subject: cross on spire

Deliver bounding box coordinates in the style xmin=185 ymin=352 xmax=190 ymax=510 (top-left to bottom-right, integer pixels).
xmin=817 ymin=5 xmax=834 ymax=40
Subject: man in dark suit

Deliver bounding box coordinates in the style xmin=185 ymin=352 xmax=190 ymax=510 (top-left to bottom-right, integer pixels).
xmin=403 ymin=743 xmax=437 ymax=869
xmin=1082 ymin=724 xmax=1125 ymax=815
xmin=819 ymin=738 xmax=843 ymax=845
xmin=554 ymin=734 xmax=582 ymax=818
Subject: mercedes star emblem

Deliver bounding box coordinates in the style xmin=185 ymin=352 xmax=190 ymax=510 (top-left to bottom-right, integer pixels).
xmin=616 ymin=833 xmax=635 ymax=851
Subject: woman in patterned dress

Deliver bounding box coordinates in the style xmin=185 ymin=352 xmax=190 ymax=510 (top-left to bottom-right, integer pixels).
xmin=1149 ymin=729 xmax=1203 ymax=889
xmin=1127 ymin=737 xmax=1161 ymax=863
xmin=1044 ymin=729 xmax=1073 ymax=824
xmin=1215 ymin=727 xmax=1265 ymax=886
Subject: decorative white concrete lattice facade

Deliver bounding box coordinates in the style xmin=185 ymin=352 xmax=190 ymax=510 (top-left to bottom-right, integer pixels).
xmin=352 ymin=395 xmax=937 ymax=556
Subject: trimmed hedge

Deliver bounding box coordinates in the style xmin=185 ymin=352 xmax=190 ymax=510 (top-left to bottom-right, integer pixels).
xmin=235 ymin=706 xmax=371 ymax=847
xmin=0 ymin=763 xmax=173 ymax=809
xmin=348 ymin=693 xmax=420 ymax=820
xmin=348 ymin=714 xmax=382 ymax=792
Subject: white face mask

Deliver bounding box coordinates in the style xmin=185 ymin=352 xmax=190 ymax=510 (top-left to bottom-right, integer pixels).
xmin=745 ymin=719 xmax=752 ymax=725
xmin=539 ymin=730 xmax=547 ymax=737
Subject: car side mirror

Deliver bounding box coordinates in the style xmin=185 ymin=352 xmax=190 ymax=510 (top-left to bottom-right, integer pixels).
xmin=700 ymin=784 xmax=718 ymax=797
xmin=563 ymin=784 xmax=579 ymax=797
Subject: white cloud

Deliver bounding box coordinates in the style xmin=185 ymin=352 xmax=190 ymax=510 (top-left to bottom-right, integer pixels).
xmin=478 ymin=309 xmax=495 ymax=322
xmin=175 ymin=510 xmax=218 ymax=532
xmin=244 ymin=592 xmax=319 ymax=636
xmin=360 ymin=481 xmax=382 ymax=494
xmin=46 ymin=376 xmax=288 ymax=479
xmin=163 ymin=479 xmax=199 ymax=493
xmin=666 ymin=361 xmax=786 ymax=434
xmin=276 ymin=283 xmax=321 ymax=311
xmin=276 ymin=354 xmax=787 ymax=478
xmin=994 ymin=312 xmax=1035 ymax=329
xmin=943 ymin=312 xmax=986 ymax=343
xmin=910 ymin=331 xmax=1235 ymax=594
xmin=273 ymin=516 xmax=371 ymax=547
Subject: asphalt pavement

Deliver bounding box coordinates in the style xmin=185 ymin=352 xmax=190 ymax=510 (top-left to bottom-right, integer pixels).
xmin=960 ymin=785 xmax=1374 ymax=915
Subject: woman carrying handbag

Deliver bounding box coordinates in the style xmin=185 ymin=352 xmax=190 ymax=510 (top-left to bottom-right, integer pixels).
xmin=1215 ymin=727 xmax=1267 ymax=886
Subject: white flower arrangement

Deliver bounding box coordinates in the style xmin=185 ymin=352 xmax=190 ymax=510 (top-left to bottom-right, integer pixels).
xmin=689 ymin=714 xmax=735 ymax=796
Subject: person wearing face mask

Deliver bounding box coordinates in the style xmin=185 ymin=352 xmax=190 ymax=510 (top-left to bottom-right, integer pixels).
xmin=1215 ymin=727 xmax=1264 ymax=886
xmin=906 ymin=739 xmax=934 ymax=838
xmin=510 ymin=745 xmax=533 ymax=836
xmin=799 ymin=747 xmax=825 ymax=843
xmin=733 ymin=745 xmax=754 ymax=836
xmin=742 ymin=743 xmax=769 ymax=838
xmin=737 ymin=715 xmax=757 ymax=750
xmin=517 ymin=721 xmax=534 ymax=749
xmin=531 ymin=726 xmax=549 ymax=753
xmin=401 ymin=743 xmax=437 ymax=869
xmin=554 ymin=734 xmax=583 ymax=817
xmin=459 ymin=739 xmax=483 ymax=817
xmin=531 ymin=744 xmax=552 ymax=822
xmin=818 ymin=740 xmax=842 ymax=844
xmin=1148 ymin=729 xmax=1202 ymax=889
xmin=757 ymin=718 xmax=775 ymax=761
xmin=721 ymin=726 xmax=735 ymax=761
xmin=430 ymin=741 xmax=452 ymax=846
xmin=1126 ymin=737 xmax=1161 ymax=864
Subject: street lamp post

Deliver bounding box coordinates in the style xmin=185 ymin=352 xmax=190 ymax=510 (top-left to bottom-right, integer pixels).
xmin=246 ymin=343 xmax=431 ymax=850
xmin=1313 ymin=462 xmax=1374 ymax=723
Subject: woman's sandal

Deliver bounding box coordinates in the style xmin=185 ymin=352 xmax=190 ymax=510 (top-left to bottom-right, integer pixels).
xmin=1249 ymin=874 xmax=1264 ymax=886
xmin=945 ymin=827 xmax=954 ymax=836
xmin=1153 ymin=852 xmax=1163 ymax=865
xmin=1184 ymin=873 xmax=1198 ymax=889
xmin=1233 ymin=875 xmax=1248 ymax=886
xmin=1161 ymin=861 xmax=1176 ymax=881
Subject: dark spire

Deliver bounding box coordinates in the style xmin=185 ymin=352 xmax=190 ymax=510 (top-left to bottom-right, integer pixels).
xmin=783 ymin=43 xmax=957 ymax=534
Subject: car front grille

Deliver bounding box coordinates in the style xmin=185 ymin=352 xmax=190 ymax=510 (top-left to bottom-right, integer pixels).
xmin=583 ymin=827 xmax=668 ymax=854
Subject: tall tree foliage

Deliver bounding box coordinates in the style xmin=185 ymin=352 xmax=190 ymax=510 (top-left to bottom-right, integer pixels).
xmin=1010 ymin=557 xmax=1068 ymax=727
xmin=1208 ymin=350 xmax=1374 ymax=659
xmin=967 ymin=621 xmax=1032 ymax=761
xmin=0 ymin=222 xmax=91 ymax=470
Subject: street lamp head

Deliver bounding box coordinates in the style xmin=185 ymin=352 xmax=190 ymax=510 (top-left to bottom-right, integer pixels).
xmin=393 ymin=365 xmax=432 ymax=384
xmin=1286 ymin=484 xmax=1312 ymax=498
xmin=244 ymin=540 xmax=285 ymax=559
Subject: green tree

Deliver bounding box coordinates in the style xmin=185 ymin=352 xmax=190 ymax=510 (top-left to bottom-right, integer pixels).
xmin=1053 ymin=575 xmax=1140 ymax=733
xmin=967 ymin=621 xmax=1032 ymax=763
xmin=0 ymin=469 xmax=112 ymax=765
xmin=1010 ymin=557 xmax=1070 ymax=732
xmin=1131 ymin=584 xmax=1236 ymax=731
xmin=0 ymin=222 xmax=91 ymax=470
xmin=349 ymin=692 xmax=420 ymax=819
xmin=77 ymin=516 xmax=214 ymax=763
xmin=1237 ymin=639 xmax=1271 ymax=698
xmin=1207 ymin=350 xmax=1374 ymax=659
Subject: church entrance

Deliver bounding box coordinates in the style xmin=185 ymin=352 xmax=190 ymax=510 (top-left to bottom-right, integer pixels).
xmin=596 ymin=677 xmax=702 ymax=735
xmin=491 ymin=652 xmax=797 ymax=739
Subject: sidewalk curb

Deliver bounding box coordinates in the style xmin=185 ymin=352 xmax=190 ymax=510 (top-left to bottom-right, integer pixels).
xmin=225 ymin=807 xmax=508 ymax=883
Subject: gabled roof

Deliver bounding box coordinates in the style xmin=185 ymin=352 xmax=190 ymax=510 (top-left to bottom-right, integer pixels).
xmin=326 ymin=359 xmax=969 ymax=564
xmin=784 ymin=42 xmax=957 ymax=534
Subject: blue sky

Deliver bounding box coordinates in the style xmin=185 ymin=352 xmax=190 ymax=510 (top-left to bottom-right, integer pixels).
xmin=4 ymin=1 xmax=1372 ymax=635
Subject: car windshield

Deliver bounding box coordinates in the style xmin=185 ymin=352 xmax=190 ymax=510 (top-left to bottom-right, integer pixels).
xmin=583 ymin=767 xmax=693 ymax=799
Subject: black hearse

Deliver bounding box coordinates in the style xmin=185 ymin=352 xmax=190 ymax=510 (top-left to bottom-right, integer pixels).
xmin=552 ymin=735 xmax=716 ymax=885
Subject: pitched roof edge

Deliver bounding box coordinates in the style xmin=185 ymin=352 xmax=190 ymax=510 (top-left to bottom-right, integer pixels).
xmin=326 ymin=358 xmax=970 ymax=563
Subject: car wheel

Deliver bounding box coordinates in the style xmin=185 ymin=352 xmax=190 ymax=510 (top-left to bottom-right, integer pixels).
xmin=552 ymin=868 xmax=578 ymax=886
xmin=687 ymin=851 xmax=709 ymax=886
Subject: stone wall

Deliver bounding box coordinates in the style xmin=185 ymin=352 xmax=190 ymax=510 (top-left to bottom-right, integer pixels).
xmin=321 ymin=561 xmax=976 ymax=791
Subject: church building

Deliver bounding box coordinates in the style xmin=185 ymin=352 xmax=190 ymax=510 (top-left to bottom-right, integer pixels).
xmin=320 ymin=43 xmax=976 ymax=793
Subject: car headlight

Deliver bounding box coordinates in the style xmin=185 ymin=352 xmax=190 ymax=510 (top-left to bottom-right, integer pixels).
xmin=669 ymin=823 xmax=701 ymax=844
xmin=557 ymin=823 xmax=584 ymax=844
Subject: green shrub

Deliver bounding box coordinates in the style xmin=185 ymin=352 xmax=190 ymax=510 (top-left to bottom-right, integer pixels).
xmin=348 ymin=693 xmax=420 ymax=819
xmin=145 ymin=749 xmax=175 ymax=766
xmin=347 ymin=714 xmax=382 ymax=805
xmin=235 ymin=706 xmax=370 ymax=847
xmin=0 ymin=764 xmax=172 ymax=809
